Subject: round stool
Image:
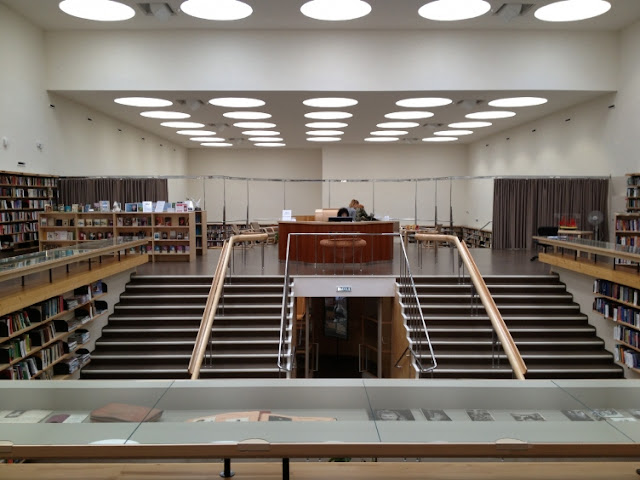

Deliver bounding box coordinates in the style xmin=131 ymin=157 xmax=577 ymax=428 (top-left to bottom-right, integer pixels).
xmin=319 ymin=237 xmax=367 ymax=273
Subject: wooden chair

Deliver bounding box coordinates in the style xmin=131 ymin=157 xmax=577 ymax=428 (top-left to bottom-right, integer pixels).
xmin=250 ymin=222 xmax=277 ymax=244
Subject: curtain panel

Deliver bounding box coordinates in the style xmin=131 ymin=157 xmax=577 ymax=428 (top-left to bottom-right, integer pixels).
xmin=59 ymin=178 xmax=169 ymax=207
xmin=492 ymin=178 xmax=609 ymax=250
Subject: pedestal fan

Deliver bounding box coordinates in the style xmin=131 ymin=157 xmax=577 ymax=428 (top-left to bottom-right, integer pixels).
xmin=587 ymin=210 xmax=604 ymax=241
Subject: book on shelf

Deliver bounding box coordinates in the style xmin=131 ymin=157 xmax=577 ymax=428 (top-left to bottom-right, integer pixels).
xmin=164 ymin=216 xmax=172 ymax=226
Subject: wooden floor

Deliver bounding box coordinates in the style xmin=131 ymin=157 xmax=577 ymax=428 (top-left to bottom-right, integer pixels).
xmin=2 ymin=461 xmax=640 ymax=480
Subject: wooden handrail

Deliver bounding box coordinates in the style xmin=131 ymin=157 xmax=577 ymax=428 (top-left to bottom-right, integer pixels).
xmin=188 ymin=232 xmax=268 ymax=379
xmin=415 ymin=233 xmax=527 ymax=380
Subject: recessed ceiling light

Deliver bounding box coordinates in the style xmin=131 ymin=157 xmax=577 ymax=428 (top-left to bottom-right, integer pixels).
xmin=448 ymin=121 xmax=492 ymax=128
xmin=418 ymin=0 xmax=490 ymax=21
xmin=385 ymin=111 xmax=434 ymax=120
xmin=223 ymin=111 xmax=272 ymax=120
xmin=233 ymin=122 xmax=277 ymax=129
xmin=305 ymin=122 xmax=349 ymax=129
xmin=365 ymin=137 xmax=399 ymax=142
xmin=201 ymin=142 xmax=233 ymax=147
xmin=300 ymin=0 xmax=371 ymax=21
xmin=140 ymin=111 xmax=190 ymax=119
xmin=306 ymin=130 xmax=345 ymax=136
xmin=249 ymin=137 xmax=284 ymax=142
xmin=488 ymin=97 xmax=548 ymax=107
xmin=465 ymin=111 xmax=516 ymax=119
xmin=115 ymin=97 xmax=172 ymax=108
xmin=423 ymin=137 xmax=458 ymax=142
xmin=190 ymin=137 xmax=226 ymax=142
xmin=434 ymin=130 xmax=474 ymax=136
xmin=370 ymin=130 xmax=408 ymax=136
xmin=376 ymin=122 xmax=419 ymax=129
xmin=307 ymin=137 xmax=341 ymax=142
xmin=242 ymin=130 xmax=281 ymax=136
xmin=177 ymin=130 xmax=216 ymax=136
xmin=208 ymin=97 xmax=265 ymax=108
xmin=59 ymin=0 xmax=135 ymax=21
xmin=304 ymin=111 xmax=353 ymax=120
xmin=303 ymin=97 xmax=358 ymax=108
xmin=181 ymin=0 xmax=252 ymax=21
xmin=396 ymin=97 xmax=453 ymax=108
xmin=535 ymin=0 xmax=611 ymax=22
xmin=161 ymin=121 xmax=205 ymax=128
xmin=255 ymin=143 xmax=286 ymax=147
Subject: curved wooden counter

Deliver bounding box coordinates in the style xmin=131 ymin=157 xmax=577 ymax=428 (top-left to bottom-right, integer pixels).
xmin=278 ymin=221 xmax=396 ymax=263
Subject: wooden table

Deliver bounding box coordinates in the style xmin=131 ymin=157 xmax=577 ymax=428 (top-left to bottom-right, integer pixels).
xmin=558 ymin=229 xmax=594 ymax=238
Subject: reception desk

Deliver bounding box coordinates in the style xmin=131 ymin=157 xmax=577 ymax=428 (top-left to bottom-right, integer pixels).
xmin=278 ymin=221 xmax=396 ymax=263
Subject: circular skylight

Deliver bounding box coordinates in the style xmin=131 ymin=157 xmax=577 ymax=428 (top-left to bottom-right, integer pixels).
xmin=201 ymin=142 xmax=233 ymax=147
xmin=488 ymin=97 xmax=548 ymax=107
xmin=59 ymin=0 xmax=135 ymax=21
xmin=466 ymin=111 xmax=516 ymax=119
xmin=307 ymin=137 xmax=341 ymax=142
xmin=385 ymin=111 xmax=434 ymax=120
xmin=208 ymin=97 xmax=265 ymax=108
xmin=448 ymin=121 xmax=492 ymax=128
xmin=242 ymin=130 xmax=281 ymax=136
xmin=306 ymin=130 xmax=345 ymax=136
xmin=305 ymin=122 xmax=349 ymax=129
xmin=255 ymin=143 xmax=286 ymax=147
xmin=304 ymin=111 xmax=353 ymax=120
xmin=418 ymin=0 xmax=490 ymax=21
xmin=423 ymin=137 xmax=458 ymax=142
xmin=176 ymin=130 xmax=216 ymax=136
xmin=300 ymin=0 xmax=371 ymax=21
xmin=181 ymin=0 xmax=252 ymax=21
xmin=365 ymin=137 xmax=399 ymax=142
xmin=303 ymin=97 xmax=358 ymax=108
xmin=223 ymin=111 xmax=272 ymax=120
xmin=396 ymin=97 xmax=453 ymax=108
xmin=115 ymin=97 xmax=172 ymax=108
xmin=535 ymin=0 xmax=611 ymax=22
xmin=190 ymin=137 xmax=226 ymax=142
xmin=434 ymin=130 xmax=473 ymax=136
xmin=233 ymin=122 xmax=277 ymax=129
xmin=161 ymin=121 xmax=205 ymax=128
xmin=140 ymin=111 xmax=190 ymax=119
xmin=376 ymin=122 xmax=420 ymax=129
xmin=370 ymin=130 xmax=408 ymax=136
xmin=249 ymin=137 xmax=284 ymax=142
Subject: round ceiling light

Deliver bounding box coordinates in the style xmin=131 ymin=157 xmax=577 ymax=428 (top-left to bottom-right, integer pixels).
xmin=370 ymin=130 xmax=408 ymax=136
xmin=208 ymin=97 xmax=265 ymax=108
xmin=434 ymin=130 xmax=473 ymax=136
xmin=534 ymin=0 xmax=611 ymax=22
xmin=423 ymin=137 xmax=458 ymax=142
xmin=305 ymin=122 xmax=349 ymax=129
xmin=255 ymin=143 xmax=286 ymax=147
xmin=249 ymin=137 xmax=284 ymax=142
xmin=304 ymin=111 xmax=353 ymax=120
xmin=396 ymin=97 xmax=453 ymax=108
xmin=418 ymin=0 xmax=490 ymax=21
xmin=465 ymin=111 xmax=516 ymax=119
xmin=306 ymin=130 xmax=345 ymax=136
xmin=233 ymin=122 xmax=277 ymax=129
xmin=190 ymin=137 xmax=226 ymax=142
xmin=115 ymin=97 xmax=172 ymax=108
xmin=365 ymin=137 xmax=399 ymax=142
xmin=300 ymin=0 xmax=371 ymax=21
xmin=242 ymin=130 xmax=281 ymax=136
xmin=376 ymin=122 xmax=420 ymax=129
xmin=303 ymin=97 xmax=358 ymax=108
xmin=161 ymin=121 xmax=205 ymax=128
xmin=448 ymin=121 xmax=492 ymax=128
xmin=181 ymin=0 xmax=252 ymax=21
xmin=59 ymin=0 xmax=135 ymax=21
xmin=140 ymin=111 xmax=190 ymax=119
xmin=223 ymin=111 xmax=272 ymax=120
xmin=176 ymin=130 xmax=216 ymax=136
xmin=201 ymin=142 xmax=233 ymax=147
xmin=385 ymin=111 xmax=434 ymax=120
xmin=307 ymin=137 xmax=342 ymax=142
xmin=488 ymin=97 xmax=548 ymax=108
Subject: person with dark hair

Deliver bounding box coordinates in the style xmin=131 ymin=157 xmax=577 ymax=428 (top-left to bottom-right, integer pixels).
xmin=337 ymin=207 xmax=350 ymax=217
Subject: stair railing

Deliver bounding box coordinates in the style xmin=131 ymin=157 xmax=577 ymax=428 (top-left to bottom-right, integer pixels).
xmin=415 ymin=233 xmax=527 ymax=380
xmin=188 ymin=232 xmax=268 ymax=380
xmin=277 ymin=232 xmax=295 ymax=375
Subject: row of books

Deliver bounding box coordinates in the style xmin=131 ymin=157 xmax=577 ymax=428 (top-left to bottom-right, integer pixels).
xmin=0 ymin=358 xmax=38 ymax=380
xmin=615 ymin=345 xmax=640 ymax=369
xmin=4 ymin=232 xmax=38 ymax=242
xmin=0 ymin=211 xmax=38 ymax=222
xmin=614 ymin=325 xmax=640 ymax=348
xmin=154 ymin=245 xmax=190 ymax=254
xmin=616 ymin=235 xmax=639 ymax=247
xmin=40 ymin=296 xmax=65 ymax=320
xmin=0 ymin=336 xmax=31 ymax=363
xmin=617 ymin=218 xmax=640 ymax=231
xmin=627 ymin=199 xmax=640 ymax=209
xmin=0 ymin=310 xmax=32 ymax=337
xmin=78 ymin=231 xmax=114 ymax=241
xmin=0 ymin=199 xmax=47 ymax=209
xmin=0 ymin=175 xmax=57 ymax=187
xmin=1 ymin=222 xmax=37 ymax=234
xmin=628 ymin=187 xmax=640 ymax=197
xmin=45 ymin=231 xmax=74 ymax=241
xmin=594 ymin=280 xmax=639 ymax=306
xmin=118 ymin=216 xmax=151 ymax=227
xmin=37 ymin=341 xmax=65 ymax=370
xmin=0 ymin=187 xmax=51 ymax=198
xmin=30 ymin=323 xmax=57 ymax=347
xmin=154 ymin=231 xmax=188 ymax=240
xmin=593 ymin=298 xmax=640 ymax=325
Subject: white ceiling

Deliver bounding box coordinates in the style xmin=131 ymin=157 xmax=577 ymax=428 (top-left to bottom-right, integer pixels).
xmin=3 ymin=0 xmax=640 ymax=150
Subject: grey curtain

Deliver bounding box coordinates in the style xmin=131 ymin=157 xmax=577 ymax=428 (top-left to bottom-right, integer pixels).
xmin=58 ymin=178 xmax=168 ymax=207
xmin=493 ymin=178 xmax=609 ymax=250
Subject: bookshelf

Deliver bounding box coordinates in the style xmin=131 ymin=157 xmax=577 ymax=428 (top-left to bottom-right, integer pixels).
xmin=206 ymin=222 xmax=250 ymax=248
xmin=593 ymin=279 xmax=640 ymax=375
xmin=614 ymin=212 xmax=639 ymax=266
xmin=626 ymin=173 xmax=640 ymax=212
xmin=0 ymin=280 xmax=107 ymax=380
xmin=195 ymin=210 xmax=207 ymax=257
xmin=0 ymin=170 xmax=58 ymax=255
xmin=38 ymin=211 xmax=205 ymax=262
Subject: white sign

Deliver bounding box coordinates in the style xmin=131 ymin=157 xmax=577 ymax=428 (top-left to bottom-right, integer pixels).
xmin=142 ymin=201 xmax=153 ymax=213
xmin=282 ymin=209 xmax=292 ymax=221
xmin=155 ymin=201 xmax=165 ymax=212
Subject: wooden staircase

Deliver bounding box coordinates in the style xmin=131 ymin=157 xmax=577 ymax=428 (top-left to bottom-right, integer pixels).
xmin=81 ymin=274 xmax=288 ymax=380
xmin=403 ymin=274 xmax=624 ymax=379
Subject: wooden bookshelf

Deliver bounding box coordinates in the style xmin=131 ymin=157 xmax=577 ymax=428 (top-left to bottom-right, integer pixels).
xmin=626 ymin=173 xmax=640 ymax=212
xmin=614 ymin=211 xmax=639 ymax=266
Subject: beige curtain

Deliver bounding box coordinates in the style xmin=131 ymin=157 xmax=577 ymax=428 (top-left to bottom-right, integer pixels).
xmin=59 ymin=178 xmax=168 ymax=207
xmin=493 ymin=178 xmax=609 ymax=249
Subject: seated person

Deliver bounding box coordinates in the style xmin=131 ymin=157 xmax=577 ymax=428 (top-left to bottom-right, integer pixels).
xmin=349 ymin=199 xmax=375 ymax=221
xmin=337 ymin=207 xmax=350 ymax=217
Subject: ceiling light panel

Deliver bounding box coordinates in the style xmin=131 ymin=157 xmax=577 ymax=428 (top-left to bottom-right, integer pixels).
xmin=418 ymin=0 xmax=491 ymax=22
xmin=242 ymin=130 xmax=281 ymax=136
xmin=376 ymin=122 xmax=419 ymax=129
xmin=423 ymin=137 xmax=458 ymax=142
xmin=370 ymin=130 xmax=408 ymax=136
xmin=305 ymin=122 xmax=349 ymax=129
xmin=115 ymin=97 xmax=172 ymax=107
xmin=140 ymin=111 xmax=190 ymax=119
xmin=300 ymin=0 xmax=372 ymax=21
xmin=190 ymin=137 xmax=226 ymax=142
xmin=304 ymin=111 xmax=353 ymax=120
xmin=303 ymin=97 xmax=358 ymax=108
xmin=534 ymin=0 xmax=611 ymax=22
xmin=208 ymin=97 xmax=265 ymax=108
xmin=306 ymin=130 xmax=345 ymax=136
xmin=448 ymin=121 xmax=492 ymax=128
xmin=365 ymin=137 xmax=398 ymax=142
xmin=465 ymin=111 xmax=516 ymax=119
xmin=233 ymin=122 xmax=277 ymax=129
xmin=59 ymin=0 xmax=135 ymax=21
xmin=180 ymin=0 xmax=253 ymax=21
xmin=249 ymin=137 xmax=284 ymax=142
xmin=223 ymin=111 xmax=272 ymax=120
xmin=202 ymin=142 xmax=233 ymax=147
xmin=255 ymin=143 xmax=286 ymax=147
xmin=385 ymin=111 xmax=434 ymax=120
xmin=307 ymin=137 xmax=341 ymax=142
xmin=396 ymin=97 xmax=453 ymax=108
xmin=161 ymin=121 xmax=205 ymax=128
xmin=434 ymin=130 xmax=474 ymax=136
xmin=488 ymin=97 xmax=548 ymax=107
xmin=176 ymin=130 xmax=216 ymax=136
